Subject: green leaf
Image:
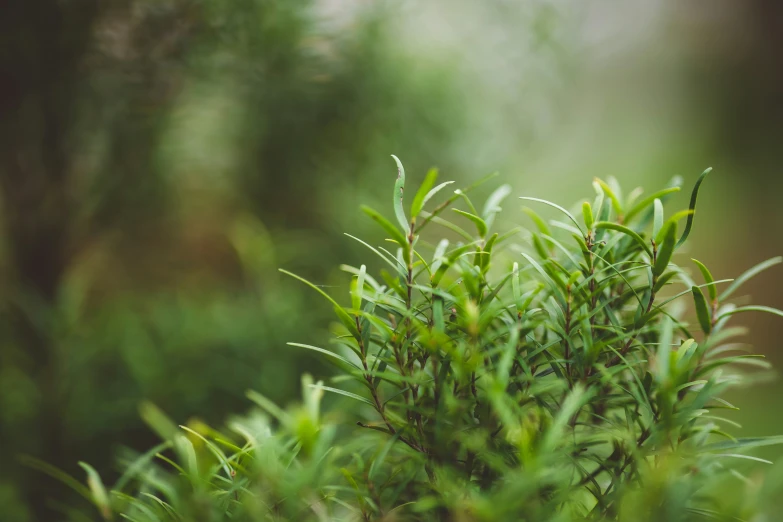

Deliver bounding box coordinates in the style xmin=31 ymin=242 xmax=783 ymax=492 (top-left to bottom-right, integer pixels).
xmin=432 ymin=242 xmax=479 ymax=286
xmin=454 ymin=189 xmax=480 ymax=217
xmin=691 ymin=259 xmax=717 ymax=301
xmin=717 ymin=305 xmax=783 ymax=321
xmin=415 ymin=174 xmax=497 ymax=232
xmin=719 ymin=256 xmax=783 ymax=301
xmin=113 ymin=441 xmax=171 ymax=492
xmin=497 ymin=327 xmax=520 ymax=386
xmin=522 ymin=207 xmax=551 ymax=235
xmin=653 ymin=270 xmax=678 ymax=293
xmin=141 ymin=493 xmax=178 ymax=518
xmin=411 ymin=168 xmax=438 ymax=219
xmin=594 ymin=178 xmax=623 ymax=217
xmin=582 ymin=202 xmax=594 ymax=230
xmin=452 ymin=209 xmax=488 ymax=237
xmin=78 ymin=462 xmax=111 ymax=519
xmin=594 ymin=222 xmax=652 ymax=257
xmin=521 ymin=253 xmax=566 ymax=309
xmin=541 ymin=384 xmax=591 ymax=454
xmin=19 ymin=456 xmax=93 ymax=504
xmin=288 ymin=343 xmax=362 ymax=370
xmin=676 ymin=167 xmax=711 ymax=248
xmin=482 ymin=184 xmax=512 ymax=228
xmin=247 ymin=390 xmax=289 ymax=423
xmin=692 ymin=286 xmax=712 ymax=334
xmin=591 ymin=181 xmax=605 ymax=219
xmin=652 ymin=198 xmax=664 ymax=239
xmin=309 ymin=384 xmax=374 ymax=407
xmin=531 ymin=233 xmax=549 ymax=259
xmin=139 ymin=402 xmax=179 ymax=441
xmin=431 ymin=239 xmax=449 ymax=272
xmin=654 ymin=210 xmax=693 ymax=245
xmin=380 ymin=268 xmax=407 ymax=299
xmin=653 ymin=221 xmax=677 ymax=277
xmin=702 ymin=436 xmax=783 ymax=452
xmin=426 ymin=213 xmax=474 ymax=241
xmin=351 ymin=264 xmax=366 ymax=310
xmin=715 ymin=454 xmax=773 ymax=464
xmin=520 ymin=197 xmax=584 ymax=234
xmin=279 ymin=269 xmax=359 ymax=338
xmin=624 ymin=187 xmax=681 ymax=223
xmin=479 ymin=233 xmax=499 ymax=272
xmin=361 ymin=205 xmax=408 ymax=250
xmin=341 ymin=468 xmax=367 ymax=510
xmin=344 ymin=233 xmax=403 ymax=275
xmin=657 ymin=315 xmax=673 ymax=383
xmin=179 ymin=425 xmax=233 ymax=479
xmin=695 ymin=355 xmax=770 ymax=377
xmin=483 ymin=184 xmax=512 ymax=216
xmin=391 ymin=154 xmax=409 ymax=233
xmin=421 ymin=181 xmax=455 ymax=209
xmin=176 ymin=435 xmax=198 ymax=480
xmin=368 ymin=432 xmax=402 ymax=480
xmin=653 ymin=279 xmax=734 ymax=310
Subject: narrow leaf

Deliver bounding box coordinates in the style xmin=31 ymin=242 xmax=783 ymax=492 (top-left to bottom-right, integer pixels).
xmin=594 ymin=222 xmax=652 ymax=257
xmin=594 ymin=178 xmax=623 ymax=217
xmin=676 ymin=167 xmax=712 ymax=248
xmin=719 ymin=256 xmax=783 ymax=301
xmin=421 ymin=181 xmax=455 ymax=209
xmin=692 ymin=259 xmax=717 ymax=302
xmin=247 ymin=390 xmax=289 ymax=423
xmin=657 ymin=315 xmax=673 ymax=383
xmin=582 ymin=202 xmax=594 ymax=230
xmin=310 ymin=384 xmax=374 ymax=407
xmin=520 ymin=197 xmax=584 ymax=234
xmin=411 ymin=168 xmax=438 ymax=219
xmin=288 ymin=343 xmax=362 ymax=370
xmin=483 ymin=184 xmax=512 ymax=228
xmin=391 ymin=155 xmax=409 ymax=233
xmin=279 ymin=269 xmax=359 ymax=338
xmin=361 ymin=205 xmax=408 ymax=249
xmin=692 ymin=286 xmax=712 ymax=334
xmin=452 ymin=209 xmax=488 ymax=237
xmin=139 ymin=402 xmax=178 ymax=441
xmin=351 ymin=264 xmax=366 ymax=310
xmin=655 ymin=210 xmax=693 ymax=245
xmin=78 ymin=462 xmax=111 ymax=519
xmin=624 ymin=187 xmax=681 ymax=223
xmin=703 ymin=436 xmax=783 ymax=452
xmin=653 ymin=198 xmax=664 ymax=239
xmin=522 ymin=207 xmax=551 ymax=235
xmin=717 ymin=305 xmax=783 ymax=321
xmin=19 ymin=456 xmax=93 ymax=504
xmin=653 ymin=221 xmax=677 ymax=277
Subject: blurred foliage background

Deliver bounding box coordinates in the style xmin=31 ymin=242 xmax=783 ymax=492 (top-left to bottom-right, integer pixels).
xmin=1 ymin=0 xmax=781 ymax=520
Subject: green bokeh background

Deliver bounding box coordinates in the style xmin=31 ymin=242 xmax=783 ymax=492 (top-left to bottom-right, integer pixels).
xmin=1 ymin=1 xmax=781 ymax=520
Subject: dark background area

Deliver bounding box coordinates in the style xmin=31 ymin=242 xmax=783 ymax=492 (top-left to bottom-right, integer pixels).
xmin=1 ymin=1 xmax=782 ymax=520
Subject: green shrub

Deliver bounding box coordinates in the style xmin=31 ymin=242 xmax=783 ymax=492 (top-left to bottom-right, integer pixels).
xmin=48 ymin=158 xmax=783 ymax=521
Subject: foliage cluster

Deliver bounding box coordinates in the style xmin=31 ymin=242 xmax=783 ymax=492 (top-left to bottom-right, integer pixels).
xmin=48 ymin=158 xmax=783 ymax=521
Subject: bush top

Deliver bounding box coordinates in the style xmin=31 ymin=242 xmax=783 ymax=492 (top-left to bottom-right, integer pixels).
xmin=55 ymin=157 xmax=783 ymax=521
